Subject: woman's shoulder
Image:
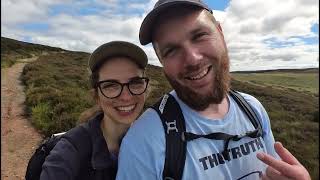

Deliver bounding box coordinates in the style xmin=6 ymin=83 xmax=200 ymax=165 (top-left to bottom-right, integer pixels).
xmin=43 ymin=126 xmax=92 ymax=165
xmin=47 ymin=125 xmax=92 ymax=158
xmin=41 ymin=132 xmax=92 ymax=179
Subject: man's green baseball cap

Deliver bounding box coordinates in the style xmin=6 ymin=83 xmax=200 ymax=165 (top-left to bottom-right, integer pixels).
xmin=139 ymin=0 xmax=212 ymax=45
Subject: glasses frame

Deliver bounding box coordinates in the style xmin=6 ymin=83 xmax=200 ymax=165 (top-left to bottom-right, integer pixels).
xmin=97 ymin=77 xmax=149 ymax=99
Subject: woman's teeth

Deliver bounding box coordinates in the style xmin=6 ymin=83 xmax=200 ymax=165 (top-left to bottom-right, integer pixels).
xmin=116 ymin=105 xmax=135 ymax=112
xmin=188 ymin=67 xmax=210 ymax=80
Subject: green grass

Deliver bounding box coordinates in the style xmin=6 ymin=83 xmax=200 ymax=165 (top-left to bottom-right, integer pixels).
xmin=1 ymin=54 xmax=30 ymax=68
xmin=31 ymin=102 xmax=53 ymax=133
xmin=7 ymin=35 xmax=317 ymax=179
xmin=20 ymin=53 xmax=320 ymax=179
xmin=22 ymin=52 xmax=94 ymax=136
xmin=231 ymin=79 xmax=319 ymax=179
xmin=232 ymin=71 xmax=319 ymax=95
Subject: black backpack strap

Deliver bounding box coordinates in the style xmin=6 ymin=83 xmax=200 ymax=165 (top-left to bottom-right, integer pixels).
xmin=25 ymin=134 xmax=64 ymax=180
xmin=229 ymin=89 xmax=262 ymax=131
xmin=151 ymin=94 xmax=187 ymax=180
xmin=25 ymin=125 xmax=92 ymax=180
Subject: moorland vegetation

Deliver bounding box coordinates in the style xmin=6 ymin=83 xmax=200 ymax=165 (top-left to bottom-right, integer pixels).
xmin=2 ymin=37 xmax=318 ymax=179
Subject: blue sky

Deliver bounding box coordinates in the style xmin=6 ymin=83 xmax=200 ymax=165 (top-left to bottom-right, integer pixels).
xmin=205 ymin=0 xmax=230 ymax=10
xmin=1 ymin=0 xmax=319 ymax=71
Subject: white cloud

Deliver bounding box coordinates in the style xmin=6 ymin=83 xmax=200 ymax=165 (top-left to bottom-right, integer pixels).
xmin=1 ymin=0 xmax=70 ymax=25
xmin=28 ymin=14 xmax=143 ymax=52
xmin=221 ymin=0 xmax=319 ymax=71
xmin=1 ymin=0 xmax=318 ymax=70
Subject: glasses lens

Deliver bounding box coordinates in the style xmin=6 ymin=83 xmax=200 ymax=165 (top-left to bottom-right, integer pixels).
xmin=99 ymin=81 xmax=121 ymax=98
xmin=128 ymin=78 xmax=148 ymax=95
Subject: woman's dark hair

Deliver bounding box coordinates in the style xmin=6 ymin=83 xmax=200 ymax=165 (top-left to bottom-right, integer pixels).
xmin=90 ymin=68 xmax=100 ymax=94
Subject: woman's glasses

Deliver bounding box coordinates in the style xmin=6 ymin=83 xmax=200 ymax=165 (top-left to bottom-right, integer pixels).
xmin=97 ymin=77 xmax=149 ymax=99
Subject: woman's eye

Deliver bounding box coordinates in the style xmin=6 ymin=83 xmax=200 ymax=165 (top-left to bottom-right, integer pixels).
xmin=102 ymin=83 xmax=118 ymax=89
xmin=130 ymin=80 xmax=143 ymax=85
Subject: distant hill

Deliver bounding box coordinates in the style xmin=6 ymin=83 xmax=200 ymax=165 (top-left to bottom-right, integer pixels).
xmin=232 ymin=68 xmax=319 ymax=74
xmin=1 ymin=37 xmax=64 ymax=55
xmin=1 ymin=37 xmax=65 ymax=67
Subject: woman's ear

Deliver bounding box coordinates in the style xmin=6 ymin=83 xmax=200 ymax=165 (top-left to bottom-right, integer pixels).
xmin=90 ymin=89 xmax=100 ymax=104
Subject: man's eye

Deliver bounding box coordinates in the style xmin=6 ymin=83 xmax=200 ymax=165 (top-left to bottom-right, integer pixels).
xmin=193 ymin=32 xmax=208 ymax=41
xmin=162 ymin=48 xmax=175 ymax=58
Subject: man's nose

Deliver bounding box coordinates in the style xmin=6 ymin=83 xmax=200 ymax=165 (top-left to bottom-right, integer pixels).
xmin=183 ymin=45 xmax=203 ymax=66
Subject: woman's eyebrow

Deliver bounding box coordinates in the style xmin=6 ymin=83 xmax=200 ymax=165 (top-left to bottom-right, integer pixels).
xmin=99 ymin=79 xmax=118 ymax=82
xmin=128 ymin=76 xmax=143 ymax=81
xmin=100 ymin=75 xmax=143 ymax=83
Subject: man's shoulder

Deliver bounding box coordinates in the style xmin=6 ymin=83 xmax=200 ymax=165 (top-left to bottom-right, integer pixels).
xmin=235 ymin=91 xmax=263 ymax=107
xmin=123 ymin=108 xmax=165 ymax=144
xmin=119 ymin=108 xmax=166 ymax=164
xmin=133 ymin=108 xmax=162 ymax=128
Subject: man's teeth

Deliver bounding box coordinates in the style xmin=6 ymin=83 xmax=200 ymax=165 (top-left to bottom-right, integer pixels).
xmin=188 ymin=68 xmax=209 ymax=80
xmin=117 ymin=105 xmax=135 ymax=112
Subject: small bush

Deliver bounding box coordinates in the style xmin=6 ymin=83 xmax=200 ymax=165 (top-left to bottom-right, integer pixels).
xmin=31 ymin=103 xmax=54 ymax=134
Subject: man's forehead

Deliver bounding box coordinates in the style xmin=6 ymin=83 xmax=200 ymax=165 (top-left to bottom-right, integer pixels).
xmin=153 ymin=9 xmax=213 ymax=39
xmin=155 ymin=5 xmax=203 ymax=25
xmin=153 ymin=12 xmax=217 ymax=55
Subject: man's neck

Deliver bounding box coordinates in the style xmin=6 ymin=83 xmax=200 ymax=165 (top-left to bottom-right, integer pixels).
xmin=196 ymin=96 xmax=229 ymax=120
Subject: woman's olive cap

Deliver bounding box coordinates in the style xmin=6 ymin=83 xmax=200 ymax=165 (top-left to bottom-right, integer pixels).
xmin=88 ymin=41 xmax=148 ymax=71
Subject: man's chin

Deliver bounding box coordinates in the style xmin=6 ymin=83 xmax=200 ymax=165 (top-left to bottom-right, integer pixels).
xmin=177 ymin=91 xmax=212 ymax=110
xmin=166 ymin=73 xmax=227 ymax=110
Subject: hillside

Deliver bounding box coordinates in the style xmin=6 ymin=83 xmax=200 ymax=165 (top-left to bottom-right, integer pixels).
xmin=232 ymin=70 xmax=319 ymax=95
xmin=2 ymin=37 xmax=319 ymax=179
xmin=1 ymin=37 xmax=64 ymax=68
xmin=232 ymin=68 xmax=319 ymax=74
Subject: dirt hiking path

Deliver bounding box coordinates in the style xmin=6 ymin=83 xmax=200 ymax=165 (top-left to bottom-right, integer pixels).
xmin=1 ymin=57 xmax=44 ymax=180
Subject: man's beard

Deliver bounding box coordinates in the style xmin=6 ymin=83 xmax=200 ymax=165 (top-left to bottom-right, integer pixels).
xmin=165 ymin=54 xmax=231 ymax=111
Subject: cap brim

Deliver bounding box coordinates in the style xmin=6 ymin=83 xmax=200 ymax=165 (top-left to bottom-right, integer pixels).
xmin=139 ymin=1 xmax=212 ymax=45
xmin=89 ymin=41 xmax=148 ymax=71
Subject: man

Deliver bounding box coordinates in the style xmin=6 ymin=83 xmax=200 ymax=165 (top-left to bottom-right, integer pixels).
xmin=116 ymin=0 xmax=311 ymax=179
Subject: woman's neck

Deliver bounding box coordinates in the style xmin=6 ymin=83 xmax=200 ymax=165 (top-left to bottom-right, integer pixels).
xmin=100 ymin=115 xmax=130 ymax=154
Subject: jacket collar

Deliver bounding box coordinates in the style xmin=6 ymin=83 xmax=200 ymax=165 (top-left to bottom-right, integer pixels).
xmin=86 ymin=113 xmax=117 ymax=170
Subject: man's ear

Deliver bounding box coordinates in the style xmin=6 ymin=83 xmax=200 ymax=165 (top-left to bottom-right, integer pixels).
xmin=152 ymin=42 xmax=164 ymax=65
xmin=158 ymin=57 xmax=164 ymax=66
xmin=216 ymin=21 xmax=223 ymax=33
xmin=215 ymin=21 xmax=225 ymax=39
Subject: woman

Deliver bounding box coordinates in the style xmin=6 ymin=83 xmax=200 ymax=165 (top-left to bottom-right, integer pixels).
xmin=40 ymin=41 xmax=149 ymax=180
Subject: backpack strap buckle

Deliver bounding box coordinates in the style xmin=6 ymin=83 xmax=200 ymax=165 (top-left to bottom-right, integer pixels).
xmin=165 ymin=120 xmax=178 ymax=134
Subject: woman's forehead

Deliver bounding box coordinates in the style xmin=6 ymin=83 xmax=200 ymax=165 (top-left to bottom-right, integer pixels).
xmin=98 ymin=58 xmax=144 ymax=81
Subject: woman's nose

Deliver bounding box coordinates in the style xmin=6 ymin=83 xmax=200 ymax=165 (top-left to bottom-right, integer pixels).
xmin=118 ymin=85 xmax=132 ymax=100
